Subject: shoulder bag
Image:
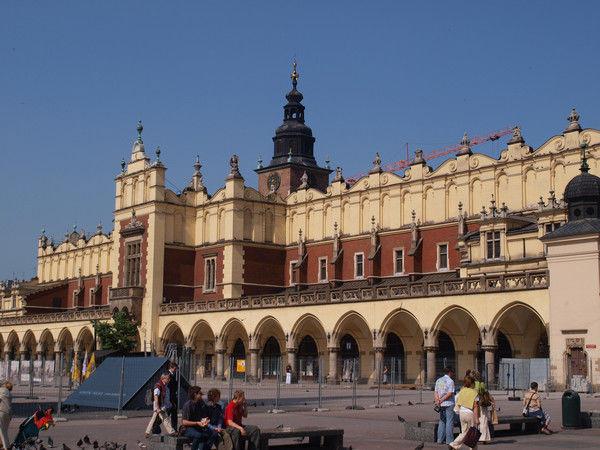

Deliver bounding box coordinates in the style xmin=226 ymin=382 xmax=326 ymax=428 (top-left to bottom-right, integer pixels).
xmin=522 ymin=392 xmax=534 ymax=417
xmin=463 ymin=426 xmax=482 ymax=448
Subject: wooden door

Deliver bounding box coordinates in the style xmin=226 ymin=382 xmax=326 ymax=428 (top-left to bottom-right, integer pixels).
xmin=570 ymin=347 xmax=587 ymax=377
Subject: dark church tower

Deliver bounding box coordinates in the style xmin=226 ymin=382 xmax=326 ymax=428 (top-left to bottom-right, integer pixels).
xmin=256 ymin=62 xmax=332 ymax=197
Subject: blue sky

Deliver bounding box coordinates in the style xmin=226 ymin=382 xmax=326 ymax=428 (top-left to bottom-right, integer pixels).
xmin=1 ymin=1 xmax=599 ymax=280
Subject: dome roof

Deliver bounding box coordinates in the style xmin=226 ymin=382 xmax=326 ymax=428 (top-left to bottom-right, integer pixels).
xmin=564 ymin=171 xmax=600 ymax=202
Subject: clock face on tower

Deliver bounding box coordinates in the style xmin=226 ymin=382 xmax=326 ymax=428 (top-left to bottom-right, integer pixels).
xmin=268 ymin=173 xmax=281 ymax=193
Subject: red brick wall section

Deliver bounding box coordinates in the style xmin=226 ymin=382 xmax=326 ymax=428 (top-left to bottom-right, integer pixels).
xmin=284 ymin=247 xmax=300 ymax=286
xmin=242 ymin=246 xmax=286 ymax=295
xmin=280 ymin=223 xmax=464 ymax=284
xmin=419 ymin=226 xmax=460 ymax=272
xmin=25 ymin=273 xmax=112 ymax=311
xmin=24 ymin=284 xmax=69 ymax=310
xmin=193 ymin=247 xmax=224 ymax=302
xmin=163 ymin=247 xmax=195 ymax=301
xmin=117 ymin=215 xmax=149 ymax=287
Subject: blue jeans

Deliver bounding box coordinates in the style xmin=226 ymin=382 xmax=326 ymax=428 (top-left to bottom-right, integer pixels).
xmin=437 ymin=405 xmax=455 ymax=444
xmin=184 ymin=427 xmax=215 ymax=450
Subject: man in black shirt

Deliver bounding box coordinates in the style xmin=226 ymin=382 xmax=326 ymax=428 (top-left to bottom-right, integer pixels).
xmin=167 ymin=362 xmax=179 ymax=430
xmin=181 ymin=386 xmax=214 ymax=450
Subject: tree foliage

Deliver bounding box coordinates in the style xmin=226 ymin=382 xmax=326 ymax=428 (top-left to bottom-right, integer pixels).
xmin=93 ymin=311 xmax=138 ymax=353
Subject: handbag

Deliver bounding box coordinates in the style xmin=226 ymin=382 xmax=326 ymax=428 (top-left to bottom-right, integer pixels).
xmin=522 ymin=392 xmax=534 ymax=417
xmin=463 ymin=426 xmax=482 ymax=448
xmin=491 ymin=408 xmax=499 ymax=425
xmin=433 ymin=404 xmax=441 ymax=413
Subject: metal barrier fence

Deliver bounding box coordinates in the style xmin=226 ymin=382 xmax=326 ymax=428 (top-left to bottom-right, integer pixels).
xmin=3 ymin=352 xmax=591 ymax=419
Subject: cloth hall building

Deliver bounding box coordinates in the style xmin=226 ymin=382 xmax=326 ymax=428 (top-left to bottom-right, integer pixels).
xmin=2 ymin=67 xmax=600 ymax=391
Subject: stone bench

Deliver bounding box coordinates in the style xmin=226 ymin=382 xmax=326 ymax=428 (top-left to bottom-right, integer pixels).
xmin=259 ymin=427 xmax=344 ymax=450
xmin=146 ymin=435 xmax=192 ymax=450
xmin=405 ymin=415 xmax=540 ymax=442
xmin=146 ymin=428 xmax=344 ymax=450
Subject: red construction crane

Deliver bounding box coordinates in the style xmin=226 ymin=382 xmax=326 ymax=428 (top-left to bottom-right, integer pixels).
xmin=346 ymin=126 xmax=516 ymax=184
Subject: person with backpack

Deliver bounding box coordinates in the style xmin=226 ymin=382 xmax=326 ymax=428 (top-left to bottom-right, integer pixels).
xmin=468 ymin=370 xmax=494 ymax=444
xmin=145 ymin=373 xmax=176 ymax=438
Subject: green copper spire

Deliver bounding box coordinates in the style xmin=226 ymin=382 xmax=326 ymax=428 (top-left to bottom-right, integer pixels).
xmin=580 ymin=142 xmax=590 ymax=173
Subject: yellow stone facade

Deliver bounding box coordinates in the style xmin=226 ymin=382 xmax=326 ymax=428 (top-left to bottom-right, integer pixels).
xmin=2 ymin=96 xmax=599 ymax=390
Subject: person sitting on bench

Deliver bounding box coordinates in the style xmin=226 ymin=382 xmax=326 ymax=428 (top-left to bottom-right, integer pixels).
xmin=523 ymin=382 xmax=554 ymax=434
xmin=181 ymin=386 xmax=216 ymax=450
xmin=224 ymin=390 xmax=261 ymax=450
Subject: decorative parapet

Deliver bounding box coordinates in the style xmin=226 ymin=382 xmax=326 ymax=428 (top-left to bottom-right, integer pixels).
xmin=0 ymin=306 xmax=111 ymax=326
xmin=160 ymin=270 xmax=549 ymax=315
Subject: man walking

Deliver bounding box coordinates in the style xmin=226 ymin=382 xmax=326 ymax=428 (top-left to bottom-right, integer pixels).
xmin=146 ymin=372 xmax=176 ymax=438
xmin=434 ymin=366 xmax=456 ymax=445
xmin=167 ymin=362 xmax=179 ymax=430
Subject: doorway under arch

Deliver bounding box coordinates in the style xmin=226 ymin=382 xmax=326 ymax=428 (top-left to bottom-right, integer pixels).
xmin=436 ymin=331 xmax=456 ymax=376
xmin=297 ymin=335 xmax=319 ymax=382
xmin=384 ymin=332 xmax=405 ymax=384
xmin=232 ymin=338 xmax=246 ymax=379
xmin=340 ymin=334 xmax=359 ymax=382
xmin=261 ymin=336 xmax=281 ymax=379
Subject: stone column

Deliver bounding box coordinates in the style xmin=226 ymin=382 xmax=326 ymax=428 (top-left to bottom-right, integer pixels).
xmin=19 ymin=346 xmax=27 ymax=362
xmin=216 ymin=350 xmax=225 ymax=380
xmin=373 ymin=347 xmax=385 ymax=384
xmin=287 ymin=348 xmax=297 ymax=383
xmin=425 ymin=346 xmax=438 ymax=385
xmin=248 ymin=349 xmax=260 ymax=382
xmin=483 ymin=345 xmax=497 ymax=387
xmin=327 ymin=347 xmax=339 ymax=384
xmin=197 ymin=351 xmax=205 ymax=379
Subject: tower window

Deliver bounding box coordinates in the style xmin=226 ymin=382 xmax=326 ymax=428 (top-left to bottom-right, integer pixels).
xmin=354 ymin=253 xmax=365 ymax=279
xmin=318 ymin=257 xmax=328 ymax=282
xmin=204 ymin=257 xmax=217 ymax=292
xmin=289 ymin=260 xmax=298 ymax=286
xmin=437 ymin=244 xmax=449 ymax=271
xmin=545 ymin=223 xmax=561 ymax=234
xmin=125 ymin=240 xmax=142 ymax=286
xmin=394 ymin=248 xmax=404 ymax=274
xmin=486 ymin=231 xmax=501 ymax=260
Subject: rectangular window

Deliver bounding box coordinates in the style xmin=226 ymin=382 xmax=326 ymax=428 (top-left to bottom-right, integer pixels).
xmin=354 ymin=253 xmax=364 ymax=279
xmin=394 ymin=248 xmax=404 ymax=274
xmin=545 ymin=222 xmax=561 ymax=234
xmin=289 ymin=260 xmax=298 ymax=286
xmin=486 ymin=231 xmax=501 ymax=259
xmin=125 ymin=240 xmax=142 ymax=286
xmin=204 ymin=257 xmax=217 ymax=292
xmin=318 ymin=257 xmax=328 ymax=282
xmin=437 ymin=244 xmax=449 ymax=271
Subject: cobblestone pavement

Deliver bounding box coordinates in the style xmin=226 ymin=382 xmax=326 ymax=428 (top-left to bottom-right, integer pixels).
xmin=7 ymin=393 xmax=600 ymax=449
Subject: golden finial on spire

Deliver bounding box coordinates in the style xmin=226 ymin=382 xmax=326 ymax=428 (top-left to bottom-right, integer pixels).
xmin=291 ymin=58 xmax=299 ymax=88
